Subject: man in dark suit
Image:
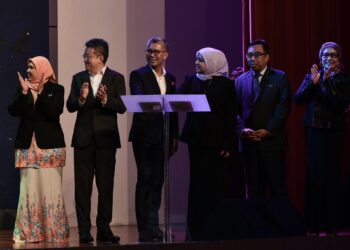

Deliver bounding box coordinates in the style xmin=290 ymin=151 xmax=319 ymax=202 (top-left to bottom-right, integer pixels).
xmin=129 ymin=37 xmax=178 ymax=242
xmin=66 ymin=38 xmax=126 ymax=243
xmin=235 ymin=39 xmax=291 ymax=198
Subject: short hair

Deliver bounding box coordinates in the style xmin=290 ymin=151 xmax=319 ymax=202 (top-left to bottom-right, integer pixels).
xmin=248 ymin=39 xmax=270 ymax=54
xmin=85 ymin=38 xmax=109 ymax=64
xmin=319 ymin=41 xmax=343 ymax=62
xmin=147 ymin=36 xmax=169 ymax=51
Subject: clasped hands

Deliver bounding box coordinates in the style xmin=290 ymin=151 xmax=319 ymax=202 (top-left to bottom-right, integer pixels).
xmin=241 ymin=128 xmax=270 ymax=142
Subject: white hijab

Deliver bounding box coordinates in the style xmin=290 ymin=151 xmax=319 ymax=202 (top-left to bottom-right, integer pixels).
xmin=196 ymin=47 xmax=229 ymax=81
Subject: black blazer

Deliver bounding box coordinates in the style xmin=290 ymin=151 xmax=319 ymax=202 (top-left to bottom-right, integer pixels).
xmin=128 ymin=65 xmax=178 ymax=144
xmin=294 ymin=70 xmax=350 ymax=130
xmin=235 ymin=68 xmax=291 ymax=151
xmin=66 ymin=67 xmax=126 ymax=148
xmin=8 ymin=81 xmax=65 ymax=149
xmin=177 ymin=75 xmax=237 ymax=152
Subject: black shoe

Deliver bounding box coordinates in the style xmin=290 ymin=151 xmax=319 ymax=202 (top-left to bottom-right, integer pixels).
xmin=139 ymin=228 xmax=163 ymax=242
xmin=96 ymin=230 xmax=120 ymax=243
xmin=148 ymin=228 xmax=163 ymax=241
xmin=79 ymin=231 xmax=94 ymax=243
xmin=139 ymin=231 xmax=149 ymax=242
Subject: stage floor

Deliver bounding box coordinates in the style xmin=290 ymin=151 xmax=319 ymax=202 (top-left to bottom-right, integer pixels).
xmin=0 ymin=224 xmax=186 ymax=249
xmin=1 ymin=225 xmax=350 ymax=250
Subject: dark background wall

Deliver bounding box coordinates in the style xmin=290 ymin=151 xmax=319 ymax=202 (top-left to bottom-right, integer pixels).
xmin=165 ymin=0 xmax=243 ymax=222
xmin=0 ymin=0 xmax=49 ymax=210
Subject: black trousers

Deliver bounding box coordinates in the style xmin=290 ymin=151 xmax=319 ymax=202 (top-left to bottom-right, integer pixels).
xmin=132 ymin=142 xmax=164 ymax=233
xmin=305 ymin=127 xmax=342 ymax=232
xmin=242 ymin=145 xmax=287 ymax=198
xmin=74 ymin=146 xmax=116 ymax=233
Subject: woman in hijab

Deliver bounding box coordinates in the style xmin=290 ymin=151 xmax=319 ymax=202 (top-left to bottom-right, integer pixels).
xmin=177 ymin=47 xmax=238 ymax=240
xmin=8 ymin=56 xmax=69 ymax=243
xmin=294 ymin=42 xmax=350 ymax=236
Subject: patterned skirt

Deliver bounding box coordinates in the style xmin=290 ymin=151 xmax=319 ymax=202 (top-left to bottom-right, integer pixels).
xmin=13 ymin=167 xmax=70 ymax=243
xmin=15 ymin=135 xmax=65 ymax=169
xmin=13 ymin=135 xmax=69 ymax=243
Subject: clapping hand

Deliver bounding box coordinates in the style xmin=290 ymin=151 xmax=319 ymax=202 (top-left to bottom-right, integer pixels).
xmin=80 ymin=82 xmax=89 ymax=102
xmin=25 ymin=72 xmax=45 ymax=93
xmin=17 ymin=72 xmax=29 ymax=94
xmin=97 ymin=84 xmax=107 ymax=104
xmin=311 ymin=64 xmax=320 ymax=84
xmin=323 ymin=66 xmax=340 ymax=81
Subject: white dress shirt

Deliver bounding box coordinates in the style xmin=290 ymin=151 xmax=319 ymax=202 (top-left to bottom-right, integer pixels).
xmin=150 ymin=66 xmax=167 ymax=95
xmin=90 ymin=66 xmax=107 ymax=96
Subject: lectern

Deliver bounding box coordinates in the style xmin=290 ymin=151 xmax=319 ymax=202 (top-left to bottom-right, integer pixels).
xmin=121 ymin=94 xmax=210 ymax=242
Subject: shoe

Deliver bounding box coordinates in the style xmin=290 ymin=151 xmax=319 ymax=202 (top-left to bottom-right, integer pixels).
xmin=148 ymin=227 xmax=163 ymax=242
xmin=79 ymin=231 xmax=94 ymax=243
xmin=138 ymin=231 xmax=149 ymax=242
xmin=96 ymin=229 xmax=120 ymax=243
xmin=139 ymin=228 xmax=163 ymax=242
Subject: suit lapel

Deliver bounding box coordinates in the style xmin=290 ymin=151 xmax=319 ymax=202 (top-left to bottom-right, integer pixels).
xmin=101 ymin=67 xmax=112 ymax=92
xmin=145 ymin=65 xmax=161 ymax=94
xmin=85 ymin=68 xmax=110 ymax=105
xmin=165 ymin=74 xmax=175 ymax=94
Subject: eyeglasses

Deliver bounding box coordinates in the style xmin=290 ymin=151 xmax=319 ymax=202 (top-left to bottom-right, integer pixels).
xmin=246 ymin=52 xmax=266 ymax=59
xmin=145 ymin=49 xmax=166 ymax=56
xmin=322 ymin=53 xmax=338 ymax=59
xmin=82 ymin=54 xmax=97 ymax=59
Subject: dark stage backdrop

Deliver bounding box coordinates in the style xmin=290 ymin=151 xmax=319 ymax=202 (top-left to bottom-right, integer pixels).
xmin=243 ymin=0 xmax=350 ymax=215
xmin=0 ymin=0 xmax=49 ymax=209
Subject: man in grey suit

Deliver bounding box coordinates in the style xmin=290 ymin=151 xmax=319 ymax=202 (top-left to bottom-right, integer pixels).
xmin=235 ymin=39 xmax=291 ymax=198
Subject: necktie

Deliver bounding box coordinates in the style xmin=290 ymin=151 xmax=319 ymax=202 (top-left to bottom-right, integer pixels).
xmin=253 ymin=73 xmax=261 ymax=99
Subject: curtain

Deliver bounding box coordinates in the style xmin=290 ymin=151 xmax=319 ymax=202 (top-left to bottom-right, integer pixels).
xmin=242 ymin=0 xmax=350 ymax=213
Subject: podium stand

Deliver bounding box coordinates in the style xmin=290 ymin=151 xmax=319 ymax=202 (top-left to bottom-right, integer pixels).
xmin=121 ymin=94 xmax=210 ymax=242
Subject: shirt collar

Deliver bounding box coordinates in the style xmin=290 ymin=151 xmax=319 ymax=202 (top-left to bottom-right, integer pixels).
xmin=149 ymin=65 xmax=166 ymax=78
xmin=89 ymin=65 xmax=107 ymax=76
xmin=258 ymin=66 xmax=267 ymax=77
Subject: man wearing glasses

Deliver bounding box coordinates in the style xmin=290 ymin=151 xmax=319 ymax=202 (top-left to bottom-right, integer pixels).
xmin=235 ymin=39 xmax=291 ymax=199
xmin=128 ymin=36 xmax=178 ymax=242
xmin=67 ymin=38 xmax=126 ymax=243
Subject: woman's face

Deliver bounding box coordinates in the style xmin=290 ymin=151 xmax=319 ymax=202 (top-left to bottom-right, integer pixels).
xmin=195 ymin=53 xmax=206 ymax=74
xmin=26 ymin=61 xmax=38 ymax=82
xmin=321 ymin=47 xmax=340 ymax=70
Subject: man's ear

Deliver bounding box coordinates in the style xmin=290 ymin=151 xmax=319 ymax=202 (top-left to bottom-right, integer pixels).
xmin=164 ymin=52 xmax=169 ymax=60
xmin=98 ymin=55 xmax=104 ymax=64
